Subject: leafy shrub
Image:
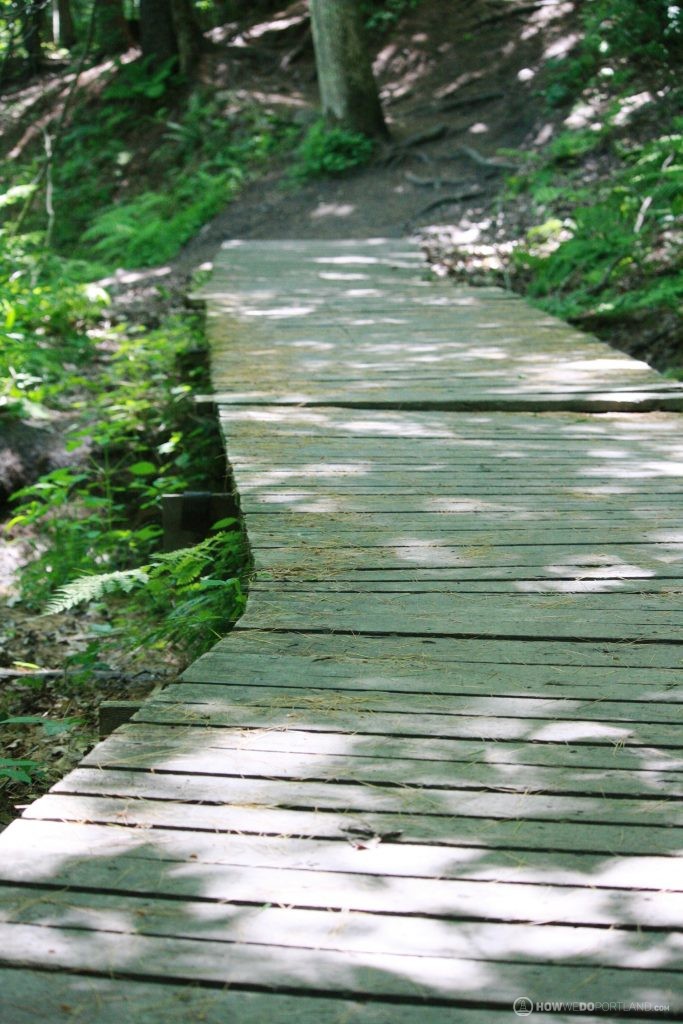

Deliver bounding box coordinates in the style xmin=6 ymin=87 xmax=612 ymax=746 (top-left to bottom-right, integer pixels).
xmin=291 ymin=120 xmax=375 ymax=179
xmin=9 ymin=316 xmax=230 ymax=606
xmin=103 ymin=56 xmax=178 ymax=101
xmin=545 ymin=0 xmax=683 ymax=105
xmin=513 ymin=129 xmax=683 ymax=320
xmin=0 ymin=229 xmax=108 ymax=419
xmin=81 ymin=172 xmax=242 ymax=267
xmin=361 ymin=0 xmax=421 ymax=32
xmin=45 ymin=527 xmax=248 ymax=658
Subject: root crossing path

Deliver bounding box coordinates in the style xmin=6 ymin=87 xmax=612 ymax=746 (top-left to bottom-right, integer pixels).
xmin=1 ymin=239 xmax=683 ymax=1023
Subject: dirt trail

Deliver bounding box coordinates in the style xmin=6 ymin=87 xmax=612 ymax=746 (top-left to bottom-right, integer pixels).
xmin=179 ymin=0 xmax=577 ymax=264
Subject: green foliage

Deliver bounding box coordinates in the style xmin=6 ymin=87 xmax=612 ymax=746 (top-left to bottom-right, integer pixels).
xmin=547 ymin=128 xmax=605 ymax=163
xmin=9 ymin=315 xmax=230 ymax=606
xmin=81 ymin=173 xmax=241 ymax=267
xmin=545 ymin=0 xmax=683 ymax=105
xmin=51 ymin=87 xmax=297 ymax=267
xmin=0 ymin=714 xmax=79 ymax=786
xmin=291 ymin=119 xmax=375 ymax=180
xmin=1 ymin=715 xmax=81 ymax=737
xmin=513 ymin=129 xmax=683 ymax=322
xmin=103 ymin=55 xmax=178 ymax=101
xmin=45 ymin=529 xmax=248 ymax=658
xmin=0 ymin=230 xmax=107 ymax=418
xmin=361 ymin=0 xmax=421 ymax=32
xmin=0 ymin=756 xmax=44 ymax=785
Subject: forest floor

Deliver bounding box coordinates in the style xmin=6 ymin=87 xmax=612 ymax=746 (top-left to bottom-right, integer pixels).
xmin=1 ymin=0 xmax=680 ymax=825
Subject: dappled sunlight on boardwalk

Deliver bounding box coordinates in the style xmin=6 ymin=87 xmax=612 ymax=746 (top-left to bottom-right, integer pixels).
xmin=1 ymin=239 xmax=682 ymax=1021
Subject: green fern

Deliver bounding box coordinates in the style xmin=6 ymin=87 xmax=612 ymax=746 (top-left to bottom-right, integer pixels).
xmin=44 ymin=568 xmax=149 ymax=614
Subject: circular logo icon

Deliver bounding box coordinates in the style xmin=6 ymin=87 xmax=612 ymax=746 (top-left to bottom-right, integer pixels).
xmin=513 ymin=997 xmax=534 ymax=1017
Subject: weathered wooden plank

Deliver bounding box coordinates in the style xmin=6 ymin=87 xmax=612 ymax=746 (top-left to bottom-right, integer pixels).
xmin=134 ymin=696 xmax=683 ymax=748
xmin=0 ymin=970 xmax=508 ymax=1024
xmin=239 ymin=494 xmax=683 ymax=514
xmin=151 ymin=681 xmax=683 ymax=726
xmin=1 ymin=885 xmax=681 ymax=971
xmin=217 ymin=405 xmax=682 ymax=437
xmin=5 ymin=817 xmax=683 ymax=890
xmin=3 ymin=921 xmax=680 ymax=1008
xmin=237 ymin=589 xmax=683 ymax=642
xmin=83 ymin=729 xmax=683 ymax=796
xmin=192 ymin=629 xmax=683 ymax=671
xmin=2 ymin=844 xmax=682 ymax=927
xmin=109 ymin=720 xmax=683 ymax=776
xmin=248 ymin=578 xmax=683 ymax=593
xmin=180 ymin=653 xmax=683 ymax=704
xmin=22 ymin=791 xmax=683 ymax=855
xmin=99 ymin=720 xmax=683 ymax=772
xmin=49 ymin=766 xmax=683 ymax=828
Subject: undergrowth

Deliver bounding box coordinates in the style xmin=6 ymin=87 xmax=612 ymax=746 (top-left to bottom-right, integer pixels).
xmin=1 ymin=230 xmax=249 ymax=790
xmin=493 ymin=1 xmax=683 ymax=355
xmin=8 ymin=307 xmax=248 ymax=633
xmin=1 ymin=71 xmax=299 ymax=269
xmin=76 ymin=91 xmax=298 ymax=267
xmin=509 ymin=124 xmax=683 ymax=325
xmin=290 ymin=118 xmax=375 ymax=180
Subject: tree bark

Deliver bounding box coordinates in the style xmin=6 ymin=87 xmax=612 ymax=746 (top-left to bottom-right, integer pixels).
xmin=140 ymin=0 xmax=202 ymax=72
xmin=95 ymin=0 xmax=131 ymax=54
xmin=22 ymin=1 xmax=44 ymax=73
xmin=140 ymin=0 xmax=178 ymax=64
xmin=170 ymin=0 xmax=203 ymax=74
xmin=309 ymin=0 xmax=387 ymax=138
xmin=53 ymin=0 xmax=76 ymax=48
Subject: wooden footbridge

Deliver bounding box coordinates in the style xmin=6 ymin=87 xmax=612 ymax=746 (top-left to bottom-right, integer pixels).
xmin=1 ymin=239 xmax=683 ymax=1022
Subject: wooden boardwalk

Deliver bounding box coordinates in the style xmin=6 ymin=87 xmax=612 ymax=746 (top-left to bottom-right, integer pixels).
xmin=1 ymin=239 xmax=683 ymax=1023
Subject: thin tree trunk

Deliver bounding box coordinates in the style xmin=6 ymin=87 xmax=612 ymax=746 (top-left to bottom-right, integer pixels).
xmin=95 ymin=0 xmax=131 ymax=54
xmin=22 ymin=2 xmax=44 ymax=74
xmin=170 ymin=0 xmax=203 ymax=74
xmin=53 ymin=0 xmax=76 ymax=48
xmin=140 ymin=0 xmax=178 ymax=65
xmin=309 ymin=0 xmax=387 ymax=138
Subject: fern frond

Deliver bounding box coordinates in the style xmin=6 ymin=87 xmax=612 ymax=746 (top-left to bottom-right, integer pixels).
xmin=44 ymin=568 xmax=149 ymax=615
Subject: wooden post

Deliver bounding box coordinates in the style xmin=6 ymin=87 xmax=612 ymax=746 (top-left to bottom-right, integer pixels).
xmin=162 ymin=492 xmax=239 ymax=551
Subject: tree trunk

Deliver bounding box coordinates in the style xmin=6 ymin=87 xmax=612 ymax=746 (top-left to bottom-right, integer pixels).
xmin=309 ymin=0 xmax=387 ymax=138
xmin=170 ymin=0 xmax=203 ymax=74
xmin=140 ymin=0 xmax=177 ymax=65
xmin=53 ymin=0 xmax=76 ymax=48
xmin=22 ymin=2 xmax=44 ymax=73
xmin=95 ymin=0 xmax=131 ymax=54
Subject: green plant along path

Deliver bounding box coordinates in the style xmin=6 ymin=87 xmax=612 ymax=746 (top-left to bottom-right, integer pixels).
xmin=502 ymin=0 xmax=682 ymax=357
xmin=0 ymin=241 xmax=249 ymax=789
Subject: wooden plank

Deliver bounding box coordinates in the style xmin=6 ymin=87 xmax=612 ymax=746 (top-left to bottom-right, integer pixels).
xmin=151 ymin=681 xmax=683 ymax=726
xmin=99 ymin=720 xmax=683 ymax=772
xmin=22 ymin=791 xmax=683 ymax=855
xmin=190 ymin=629 xmax=683 ymax=670
xmin=180 ymin=649 xmax=683 ymax=702
xmin=1 ymin=885 xmax=681 ymax=970
xmin=238 ymin=494 xmax=683 ymax=514
xmin=2 ymin=846 xmax=682 ymax=928
xmin=2 ymin=921 xmax=680 ymax=1008
xmin=248 ymin=579 xmax=683 ymax=594
xmin=1 ymin=970 xmax=505 ymax=1024
xmin=236 ymin=589 xmax=683 ymax=642
xmin=134 ymin=695 xmax=683 ymax=748
xmin=5 ymin=817 xmax=683 ymax=890
xmin=164 ymin=681 xmax=680 ymax=723
xmin=83 ymin=729 xmax=683 ymax=796
xmin=49 ymin=767 xmax=683 ymax=828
